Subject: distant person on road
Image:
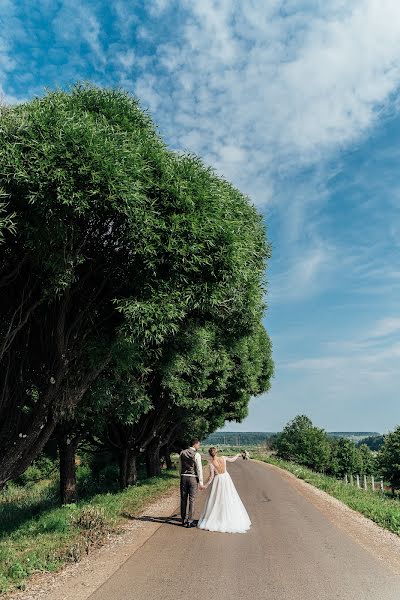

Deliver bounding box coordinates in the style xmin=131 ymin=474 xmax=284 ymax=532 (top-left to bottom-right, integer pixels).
xmin=197 ymin=447 xmax=251 ymax=533
xmin=178 ymin=438 xmax=204 ymax=528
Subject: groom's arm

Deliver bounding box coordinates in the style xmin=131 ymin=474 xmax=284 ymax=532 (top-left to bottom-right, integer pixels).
xmin=195 ymin=452 xmax=204 ymax=486
xmin=178 ymin=452 xmax=182 ymax=476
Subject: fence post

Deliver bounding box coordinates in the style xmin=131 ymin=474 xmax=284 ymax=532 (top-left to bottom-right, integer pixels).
xmin=350 ymin=473 xmax=354 ymax=486
xmin=356 ymin=474 xmax=360 ymax=488
xmin=363 ymin=474 xmax=367 ymax=490
xmin=344 ymin=473 xmax=348 ymax=484
xmin=371 ymin=475 xmax=375 ymax=491
xmin=380 ymin=478 xmax=384 ymax=493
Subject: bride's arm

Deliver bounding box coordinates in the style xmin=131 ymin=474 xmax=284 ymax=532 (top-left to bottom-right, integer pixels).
xmin=225 ymin=453 xmax=241 ymax=462
xmin=203 ymin=463 xmax=215 ymax=488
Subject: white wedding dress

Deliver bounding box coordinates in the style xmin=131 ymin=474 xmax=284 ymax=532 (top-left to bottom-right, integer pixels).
xmin=197 ymin=455 xmax=251 ymax=533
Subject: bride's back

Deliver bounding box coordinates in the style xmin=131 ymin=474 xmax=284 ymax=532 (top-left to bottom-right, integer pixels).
xmin=211 ymin=456 xmax=226 ymax=474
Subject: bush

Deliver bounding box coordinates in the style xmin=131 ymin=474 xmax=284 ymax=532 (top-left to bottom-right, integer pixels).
xmin=15 ymin=455 xmax=56 ymax=485
xmin=377 ymin=426 xmax=400 ymax=492
xmin=275 ymin=415 xmax=330 ymax=471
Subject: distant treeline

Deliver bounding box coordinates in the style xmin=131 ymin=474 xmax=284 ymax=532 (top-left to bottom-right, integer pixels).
xmin=356 ymin=435 xmax=385 ymax=451
xmin=205 ymin=431 xmax=381 ymax=446
xmin=204 ymin=432 xmax=276 ymax=445
xmin=327 ymin=432 xmax=380 ymax=440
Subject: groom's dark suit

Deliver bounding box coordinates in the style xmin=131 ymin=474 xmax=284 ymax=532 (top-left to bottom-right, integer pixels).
xmin=179 ymin=446 xmax=203 ymax=524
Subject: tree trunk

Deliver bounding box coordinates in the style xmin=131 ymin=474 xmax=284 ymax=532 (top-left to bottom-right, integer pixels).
xmin=118 ymin=448 xmax=137 ymax=489
xmin=58 ymin=432 xmax=79 ymax=505
xmin=162 ymin=445 xmax=173 ymax=469
xmin=0 ymin=407 xmax=56 ymax=489
xmin=146 ymin=439 xmax=161 ymax=477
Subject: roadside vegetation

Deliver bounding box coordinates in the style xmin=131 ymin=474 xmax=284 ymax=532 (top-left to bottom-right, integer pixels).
xmin=0 ymin=461 xmax=179 ymax=595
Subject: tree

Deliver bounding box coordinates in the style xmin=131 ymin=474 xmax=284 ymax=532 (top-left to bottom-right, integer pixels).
xmin=96 ymin=318 xmax=273 ymax=485
xmin=357 ymin=435 xmax=384 ymax=451
xmin=377 ymin=426 xmax=400 ymax=493
xmin=357 ymin=443 xmax=376 ymax=476
xmin=275 ymin=415 xmax=330 ymax=471
xmin=327 ymin=437 xmax=360 ymax=478
xmin=0 ymin=82 xmax=273 ymax=487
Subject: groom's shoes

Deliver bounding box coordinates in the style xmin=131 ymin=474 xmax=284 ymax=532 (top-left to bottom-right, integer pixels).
xmin=186 ymin=521 xmax=196 ymax=528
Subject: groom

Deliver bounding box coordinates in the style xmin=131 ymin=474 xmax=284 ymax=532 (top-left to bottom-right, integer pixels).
xmin=178 ymin=438 xmax=204 ymax=528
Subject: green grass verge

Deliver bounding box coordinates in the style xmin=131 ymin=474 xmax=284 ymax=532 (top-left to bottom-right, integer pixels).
xmin=0 ymin=471 xmax=179 ymax=595
xmin=255 ymin=455 xmax=400 ymax=536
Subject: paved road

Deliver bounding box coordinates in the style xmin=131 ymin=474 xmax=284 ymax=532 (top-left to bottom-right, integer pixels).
xmin=90 ymin=461 xmax=400 ymax=600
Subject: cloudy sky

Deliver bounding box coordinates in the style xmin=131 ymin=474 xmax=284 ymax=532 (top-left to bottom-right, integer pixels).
xmin=3 ymin=0 xmax=400 ymax=433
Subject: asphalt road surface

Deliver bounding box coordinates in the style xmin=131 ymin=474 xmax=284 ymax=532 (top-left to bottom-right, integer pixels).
xmin=90 ymin=460 xmax=400 ymax=600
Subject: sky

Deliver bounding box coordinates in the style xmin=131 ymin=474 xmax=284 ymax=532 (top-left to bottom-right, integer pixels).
xmin=2 ymin=0 xmax=400 ymax=433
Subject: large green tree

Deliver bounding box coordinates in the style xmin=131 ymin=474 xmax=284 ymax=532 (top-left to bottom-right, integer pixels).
xmin=327 ymin=437 xmax=361 ymax=477
xmin=0 ymin=83 xmax=273 ymax=490
xmin=275 ymin=415 xmax=330 ymax=471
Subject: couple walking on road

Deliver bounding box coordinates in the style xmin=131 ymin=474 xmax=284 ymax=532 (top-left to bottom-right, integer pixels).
xmin=178 ymin=438 xmax=251 ymax=533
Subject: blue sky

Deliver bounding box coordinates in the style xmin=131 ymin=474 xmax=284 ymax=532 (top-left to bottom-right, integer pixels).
xmin=2 ymin=1 xmax=400 ymax=433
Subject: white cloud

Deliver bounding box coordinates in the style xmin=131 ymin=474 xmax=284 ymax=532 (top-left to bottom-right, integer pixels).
xmin=115 ymin=49 xmax=135 ymax=69
xmin=134 ymin=0 xmax=400 ymax=201
xmin=368 ymin=317 xmax=400 ymax=338
xmin=124 ymin=0 xmax=400 ymax=306
xmin=52 ymin=3 xmax=106 ymax=69
xmin=268 ymin=242 xmax=335 ymax=302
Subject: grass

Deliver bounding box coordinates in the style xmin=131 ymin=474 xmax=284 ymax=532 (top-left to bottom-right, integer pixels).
xmin=255 ymin=454 xmax=400 ymax=537
xmin=0 ymin=470 xmax=179 ymax=595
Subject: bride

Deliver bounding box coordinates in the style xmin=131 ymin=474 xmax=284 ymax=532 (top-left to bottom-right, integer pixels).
xmin=197 ymin=447 xmax=251 ymax=533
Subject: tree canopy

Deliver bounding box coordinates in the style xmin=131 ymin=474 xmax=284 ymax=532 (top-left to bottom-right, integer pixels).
xmin=0 ymin=83 xmax=274 ymax=494
xmin=377 ymin=426 xmax=400 ymax=491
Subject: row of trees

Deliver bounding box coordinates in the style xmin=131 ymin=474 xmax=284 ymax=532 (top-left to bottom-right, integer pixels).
xmin=0 ymin=83 xmax=274 ymax=503
xmin=273 ymin=415 xmax=400 ymax=491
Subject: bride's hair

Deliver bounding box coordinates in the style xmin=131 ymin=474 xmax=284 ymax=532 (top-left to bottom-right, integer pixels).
xmin=208 ymin=447 xmax=217 ymax=457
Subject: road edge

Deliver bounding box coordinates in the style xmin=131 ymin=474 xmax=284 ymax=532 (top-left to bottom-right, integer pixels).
xmin=253 ymin=458 xmax=400 ymax=575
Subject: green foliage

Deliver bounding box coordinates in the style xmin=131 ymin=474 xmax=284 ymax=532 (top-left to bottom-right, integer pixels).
xmin=0 ymin=81 xmax=273 ymax=484
xmin=327 ymin=437 xmax=361 ymax=477
xmin=15 ymin=456 xmax=56 ymax=485
xmin=377 ymin=426 xmax=400 ymax=491
xmin=273 ymin=416 xmax=378 ymax=478
xmin=358 ymin=435 xmax=385 ymax=451
xmin=275 ymin=415 xmax=330 ymax=471
xmin=0 ymin=189 xmax=16 ymax=244
xmin=357 ymin=443 xmax=377 ymax=475
xmin=0 ymin=470 xmax=178 ymax=594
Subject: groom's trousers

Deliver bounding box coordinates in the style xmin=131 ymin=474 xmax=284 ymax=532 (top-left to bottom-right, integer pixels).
xmin=180 ymin=476 xmax=198 ymax=522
